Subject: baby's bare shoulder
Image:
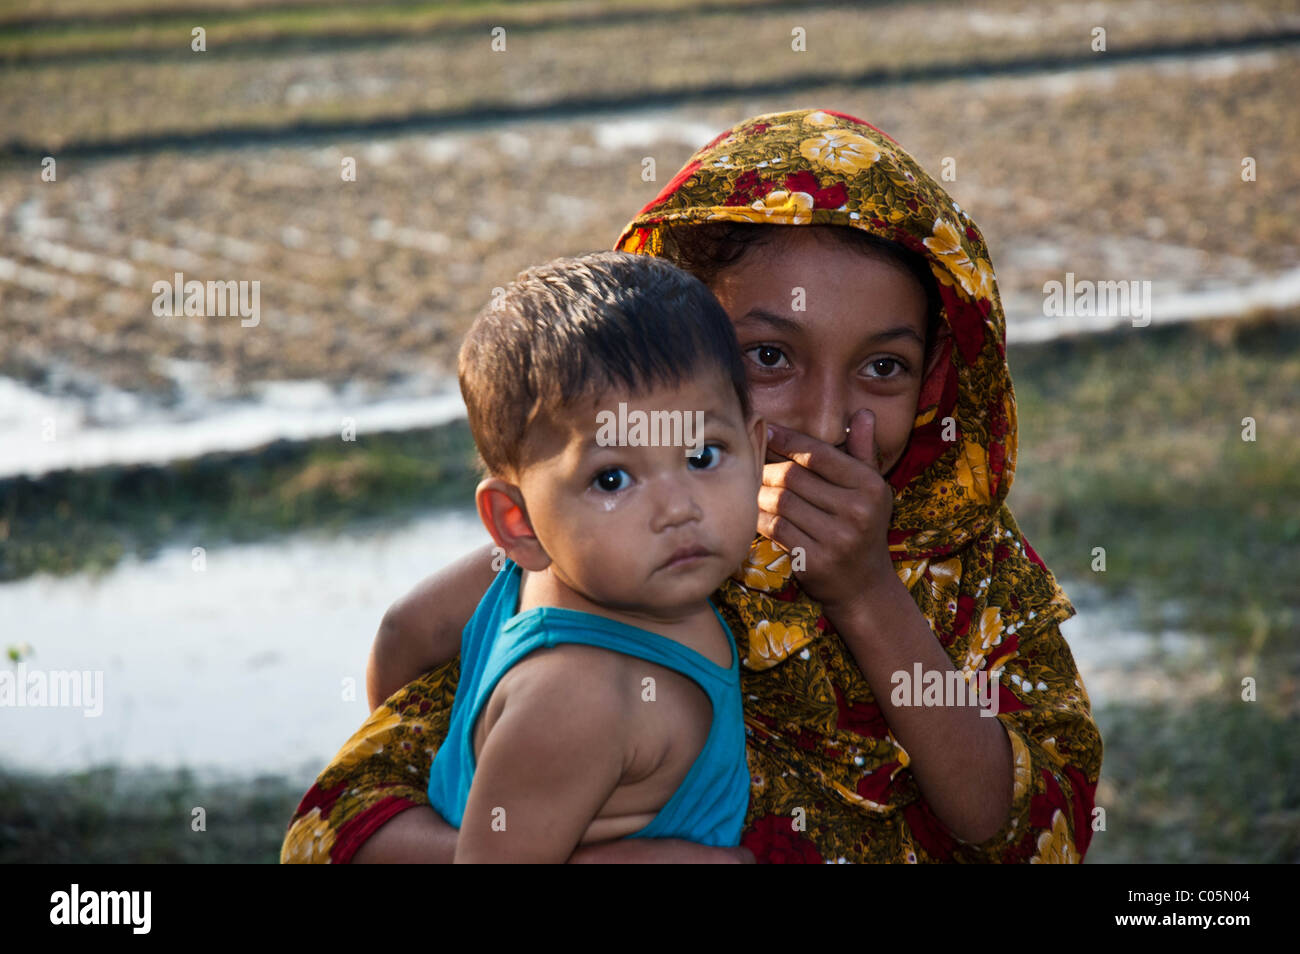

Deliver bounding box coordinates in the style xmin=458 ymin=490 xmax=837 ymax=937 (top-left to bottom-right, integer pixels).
xmin=493 ymin=643 xmax=644 ymax=726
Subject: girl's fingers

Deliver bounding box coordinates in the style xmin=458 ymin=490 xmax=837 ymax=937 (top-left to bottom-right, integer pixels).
xmin=762 ymin=461 xmax=839 ymax=517
xmin=757 ymin=484 xmax=839 ymax=542
xmin=843 ymin=408 xmax=883 ymax=472
xmin=756 ymin=506 xmax=816 ymax=558
xmin=766 ymin=422 xmax=871 ymax=488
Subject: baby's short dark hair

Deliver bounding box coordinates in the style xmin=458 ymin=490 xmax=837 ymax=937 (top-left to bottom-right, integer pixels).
xmin=459 ymin=250 xmax=752 ymax=479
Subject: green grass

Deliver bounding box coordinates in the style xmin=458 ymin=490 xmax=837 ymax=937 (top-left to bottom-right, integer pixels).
xmin=1005 ymin=307 xmax=1300 ymax=864
xmin=1085 ymin=655 xmax=1300 ymax=863
xmin=0 ymin=765 xmax=304 ymax=863
xmin=1008 ymin=307 xmax=1300 ymax=650
xmin=0 ymin=418 xmax=483 ymax=581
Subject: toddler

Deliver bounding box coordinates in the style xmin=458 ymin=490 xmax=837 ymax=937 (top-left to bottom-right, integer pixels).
xmin=426 ymin=250 xmax=766 ymax=862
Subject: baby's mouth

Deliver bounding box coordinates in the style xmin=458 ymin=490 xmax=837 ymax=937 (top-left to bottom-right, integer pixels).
xmin=660 ymin=545 xmax=712 ymax=570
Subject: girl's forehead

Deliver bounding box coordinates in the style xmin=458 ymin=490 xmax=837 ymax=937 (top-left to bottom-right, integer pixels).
xmin=717 ymin=245 xmax=927 ymax=315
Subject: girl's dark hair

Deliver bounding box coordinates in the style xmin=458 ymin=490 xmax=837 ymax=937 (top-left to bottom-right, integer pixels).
xmin=459 ymin=250 xmax=750 ymax=478
xmin=658 ymin=222 xmax=944 ymax=364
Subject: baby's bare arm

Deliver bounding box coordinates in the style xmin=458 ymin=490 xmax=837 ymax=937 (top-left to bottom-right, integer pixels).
xmin=366 ymin=542 xmax=498 ymax=709
xmin=455 ymin=654 xmax=630 ymax=863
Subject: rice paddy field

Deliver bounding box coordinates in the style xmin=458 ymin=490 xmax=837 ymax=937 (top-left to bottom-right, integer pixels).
xmin=0 ymin=0 xmax=1297 ymax=864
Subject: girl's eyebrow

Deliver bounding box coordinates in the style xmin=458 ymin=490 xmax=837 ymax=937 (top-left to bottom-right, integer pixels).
xmin=869 ymin=327 xmax=926 ymax=347
xmin=734 ymin=308 xmax=803 ymax=334
xmin=736 ymin=307 xmax=923 ymax=347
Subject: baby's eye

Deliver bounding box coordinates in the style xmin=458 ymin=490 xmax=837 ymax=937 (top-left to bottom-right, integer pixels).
xmin=686 ymin=444 xmax=724 ymax=470
xmin=592 ymin=467 xmax=631 ymax=492
xmin=746 ymin=345 xmax=790 ymax=370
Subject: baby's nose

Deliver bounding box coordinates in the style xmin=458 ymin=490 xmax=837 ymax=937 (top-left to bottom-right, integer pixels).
xmin=649 ymin=474 xmax=703 ymax=529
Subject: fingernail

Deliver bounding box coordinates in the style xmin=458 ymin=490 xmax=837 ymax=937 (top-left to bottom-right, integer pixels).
xmin=766 ymin=425 xmax=774 ymax=441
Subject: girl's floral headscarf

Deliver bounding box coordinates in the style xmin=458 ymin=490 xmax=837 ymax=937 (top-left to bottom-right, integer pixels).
xmin=616 ymin=109 xmax=1101 ymax=863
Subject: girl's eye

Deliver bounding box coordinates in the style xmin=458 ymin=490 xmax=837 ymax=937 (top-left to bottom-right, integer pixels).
xmin=592 ymin=468 xmax=630 ymax=492
xmin=746 ymin=345 xmax=789 ymax=370
xmin=687 ymin=444 xmax=724 ymax=470
xmin=867 ymin=358 xmax=906 ymax=378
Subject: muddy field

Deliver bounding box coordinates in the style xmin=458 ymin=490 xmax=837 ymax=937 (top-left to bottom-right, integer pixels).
xmin=2 ymin=36 xmax=1297 ymax=404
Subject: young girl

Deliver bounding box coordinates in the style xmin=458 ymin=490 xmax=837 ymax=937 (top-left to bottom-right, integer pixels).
xmin=282 ymin=107 xmax=1102 ymax=864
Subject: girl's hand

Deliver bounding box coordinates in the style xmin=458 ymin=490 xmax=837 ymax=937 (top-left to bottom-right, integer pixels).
xmin=759 ymin=408 xmax=897 ymax=620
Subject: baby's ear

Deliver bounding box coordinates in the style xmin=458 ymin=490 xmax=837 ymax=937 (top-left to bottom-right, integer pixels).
xmin=747 ymin=413 xmax=768 ymax=475
xmin=474 ymin=478 xmax=551 ymax=572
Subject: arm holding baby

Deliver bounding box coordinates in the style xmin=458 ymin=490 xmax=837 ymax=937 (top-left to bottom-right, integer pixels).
xmin=366 ymin=542 xmax=498 ymax=710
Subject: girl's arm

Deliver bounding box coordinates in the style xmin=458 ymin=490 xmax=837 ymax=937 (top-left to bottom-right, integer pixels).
xmin=758 ymin=416 xmax=1101 ymax=852
xmin=366 ymin=542 xmax=499 ymax=710
xmin=834 ymin=590 xmax=1100 ymax=861
xmin=351 ymin=806 xmax=459 ymax=864
xmin=352 ymin=803 xmax=755 ymax=863
xmin=824 ymin=573 xmax=1015 ymax=843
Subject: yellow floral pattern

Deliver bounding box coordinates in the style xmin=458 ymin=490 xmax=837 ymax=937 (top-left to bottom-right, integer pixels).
xmin=710 ymin=188 xmax=814 ymax=225
xmin=925 ymin=218 xmax=995 ymax=301
xmin=799 ymin=129 xmax=884 ymax=175
xmin=332 ymin=707 xmax=402 ymax=771
xmin=953 ymin=440 xmax=992 ymax=505
xmin=734 ymin=535 xmax=795 ymax=591
xmin=1030 ymin=810 xmax=1081 ymax=864
xmin=279 ymin=807 xmax=336 ymax=864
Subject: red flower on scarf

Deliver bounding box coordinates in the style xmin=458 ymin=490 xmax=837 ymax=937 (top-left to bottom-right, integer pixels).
xmin=742 ymin=813 xmax=826 ymax=864
xmin=724 ymin=169 xmax=776 ymax=206
xmin=723 ymin=169 xmax=848 ymax=210
xmin=782 ymin=170 xmax=848 ymax=210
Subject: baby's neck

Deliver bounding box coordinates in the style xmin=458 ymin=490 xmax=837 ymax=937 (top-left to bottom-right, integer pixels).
xmin=517 ymin=565 xmax=714 ymax=636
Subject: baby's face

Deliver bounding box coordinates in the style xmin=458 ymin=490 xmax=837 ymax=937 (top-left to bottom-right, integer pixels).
xmin=515 ymin=373 xmax=764 ymax=619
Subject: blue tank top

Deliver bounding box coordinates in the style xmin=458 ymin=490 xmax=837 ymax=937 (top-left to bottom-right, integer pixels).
xmin=427 ymin=558 xmax=749 ymax=848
